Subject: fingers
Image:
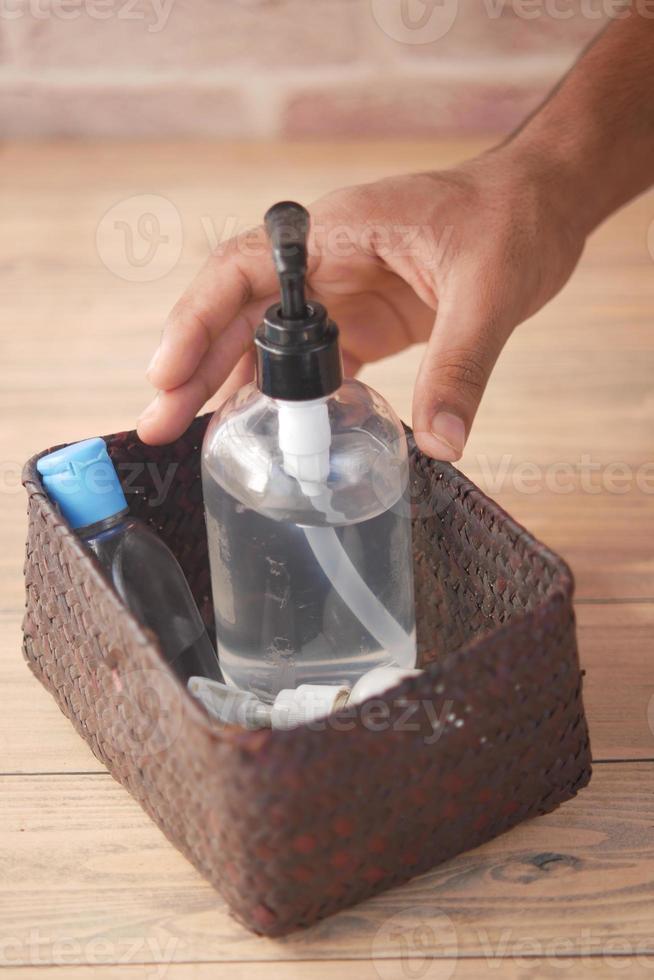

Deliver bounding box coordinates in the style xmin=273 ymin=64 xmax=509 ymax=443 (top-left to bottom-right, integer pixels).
xmin=411 ymin=285 xmax=511 ymax=462
xmin=139 ymin=339 xmax=360 ymax=446
xmin=147 ymin=227 xmax=275 ymax=393
xmin=138 ymin=308 xmax=263 ymax=444
xmin=212 ymin=349 xmax=257 ymax=406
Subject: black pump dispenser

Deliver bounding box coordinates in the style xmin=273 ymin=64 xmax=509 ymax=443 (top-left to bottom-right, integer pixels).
xmin=255 ymin=201 xmax=343 ymax=401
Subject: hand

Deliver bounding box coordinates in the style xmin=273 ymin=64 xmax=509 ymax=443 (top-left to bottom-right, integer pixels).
xmin=138 ymin=144 xmax=585 ymax=460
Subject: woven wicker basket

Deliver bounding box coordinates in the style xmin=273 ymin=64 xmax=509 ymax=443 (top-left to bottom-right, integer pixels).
xmin=22 ymin=414 xmax=592 ymax=936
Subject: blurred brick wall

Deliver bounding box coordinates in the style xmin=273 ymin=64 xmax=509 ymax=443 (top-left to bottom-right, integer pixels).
xmin=0 ymin=0 xmax=609 ymax=138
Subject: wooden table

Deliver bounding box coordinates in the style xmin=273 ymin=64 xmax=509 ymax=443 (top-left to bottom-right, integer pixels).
xmin=1 ymin=140 xmax=653 ymax=978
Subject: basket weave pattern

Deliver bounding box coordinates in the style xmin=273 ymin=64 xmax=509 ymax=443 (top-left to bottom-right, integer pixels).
xmin=22 ymin=414 xmax=592 ymax=935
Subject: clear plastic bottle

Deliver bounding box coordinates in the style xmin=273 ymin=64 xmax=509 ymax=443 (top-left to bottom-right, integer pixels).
xmin=37 ymin=438 xmax=223 ymax=686
xmin=202 ymin=202 xmax=417 ymax=703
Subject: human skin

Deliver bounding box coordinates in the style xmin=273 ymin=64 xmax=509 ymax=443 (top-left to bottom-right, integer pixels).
xmin=138 ymin=7 xmax=654 ymax=461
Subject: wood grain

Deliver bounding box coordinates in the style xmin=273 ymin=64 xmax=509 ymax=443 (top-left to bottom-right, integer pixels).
xmin=3 ymin=962 xmax=654 ymax=980
xmin=1 ymin=140 xmax=653 ymax=977
xmin=1 ymin=765 xmax=653 ymax=969
xmin=576 ymin=603 xmax=654 ymax=760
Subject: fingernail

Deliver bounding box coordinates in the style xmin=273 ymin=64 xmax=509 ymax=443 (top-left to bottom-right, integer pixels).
xmin=430 ymin=411 xmax=466 ymax=461
xmin=146 ymin=345 xmax=161 ymax=379
xmin=138 ymin=393 xmax=160 ymax=422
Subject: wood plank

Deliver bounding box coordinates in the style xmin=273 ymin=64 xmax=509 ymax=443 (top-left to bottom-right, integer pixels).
xmin=0 ymin=611 xmax=103 ymax=775
xmin=576 ymin=603 xmax=654 ymax=761
xmin=0 ymin=764 xmax=652 ymax=966
xmin=2 ymin=960 xmax=654 ymax=980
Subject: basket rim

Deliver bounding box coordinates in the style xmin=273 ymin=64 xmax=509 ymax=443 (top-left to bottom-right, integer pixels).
xmin=23 ymin=415 xmax=575 ymax=598
xmin=22 ymin=415 xmax=576 ymax=752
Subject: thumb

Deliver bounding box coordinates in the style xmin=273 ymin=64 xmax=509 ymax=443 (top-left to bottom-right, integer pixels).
xmin=411 ymin=288 xmax=510 ymax=461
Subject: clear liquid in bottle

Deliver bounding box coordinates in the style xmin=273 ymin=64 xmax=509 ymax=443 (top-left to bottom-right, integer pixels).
xmin=202 ymin=200 xmax=417 ymax=704
xmin=202 ymin=381 xmax=417 ymax=703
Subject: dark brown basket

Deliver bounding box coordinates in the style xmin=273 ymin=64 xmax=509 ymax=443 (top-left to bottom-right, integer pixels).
xmin=22 ymin=414 xmax=591 ymax=936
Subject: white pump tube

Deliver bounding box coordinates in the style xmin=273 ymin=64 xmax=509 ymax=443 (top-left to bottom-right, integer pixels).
xmin=277 ymin=397 xmax=331 ymax=496
xmin=303 ymin=525 xmax=415 ymax=665
xmin=276 ymin=398 xmax=415 ymax=665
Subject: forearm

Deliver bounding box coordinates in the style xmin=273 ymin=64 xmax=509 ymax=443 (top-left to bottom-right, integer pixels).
xmin=501 ymin=5 xmax=654 ymax=237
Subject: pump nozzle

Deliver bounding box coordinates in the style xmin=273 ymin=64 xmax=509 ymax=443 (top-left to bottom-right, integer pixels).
xmin=264 ymin=201 xmax=310 ymax=320
xmin=255 ymin=201 xmax=342 ymax=402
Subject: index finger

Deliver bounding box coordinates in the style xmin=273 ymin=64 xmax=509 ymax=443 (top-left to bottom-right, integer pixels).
xmin=147 ymin=225 xmax=276 ymax=392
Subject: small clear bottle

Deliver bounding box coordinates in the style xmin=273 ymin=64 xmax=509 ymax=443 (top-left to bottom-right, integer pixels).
xmin=37 ymin=438 xmax=223 ymax=686
xmin=202 ymin=202 xmax=417 ymax=703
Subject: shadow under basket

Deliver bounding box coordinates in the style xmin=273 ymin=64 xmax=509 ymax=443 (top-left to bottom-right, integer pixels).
xmin=22 ymin=414 xmax=592 ymax=936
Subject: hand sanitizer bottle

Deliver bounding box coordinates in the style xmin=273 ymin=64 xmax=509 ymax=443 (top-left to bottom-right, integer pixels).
xmin=202 ymin=202 xmax=417 ymax=703
xmin=37 ymin=438 xmax=223 ymax=685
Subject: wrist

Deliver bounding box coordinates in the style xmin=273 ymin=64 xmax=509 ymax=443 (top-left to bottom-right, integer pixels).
xmin=489 ymin=132 xmax=597 ymax=242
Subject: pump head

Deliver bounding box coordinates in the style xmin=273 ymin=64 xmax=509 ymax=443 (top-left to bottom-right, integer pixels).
xmin=255 ymin=201 xmax=342 ymax=402
xmin=264 ymin=201 xmax=309 ymax=320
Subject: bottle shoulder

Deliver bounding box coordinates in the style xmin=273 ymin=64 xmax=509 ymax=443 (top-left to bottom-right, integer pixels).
xmin=86 ymin=516 xmax=204 ymax=628
xmin=201 ymin=379 xmax=410 ymax=526
xmin=85 ymin=515 xmax=152 ymax=551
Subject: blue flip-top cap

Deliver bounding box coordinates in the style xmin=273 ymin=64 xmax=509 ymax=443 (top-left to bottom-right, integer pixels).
xmin=37 ymin=437 xmax=128 ymax=530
